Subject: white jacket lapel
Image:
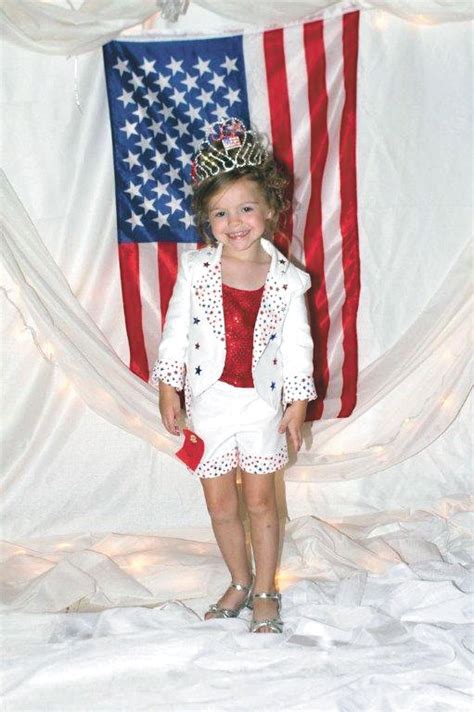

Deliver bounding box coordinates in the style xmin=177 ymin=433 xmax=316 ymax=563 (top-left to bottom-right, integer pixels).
xmin=252 ymin=240 xmax=291 ymax=367
xmin=192 ymin=243 xmax=226 ymax=342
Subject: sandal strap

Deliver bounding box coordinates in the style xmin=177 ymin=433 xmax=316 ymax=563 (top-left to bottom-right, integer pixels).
xmin=207 ymin=604 xmax=239 ymax=618
xmin=229 ymin=573 xmax=254 ymax=593
xmin=230 ymin=581 xmax=251 ymax=593
xmin=205 ymin=574 xmax=255 ymax=619
xmin=250 ymin=617 xmax=283 ymax=633
xmin=252 ymin=591 xmax=281 ymax=601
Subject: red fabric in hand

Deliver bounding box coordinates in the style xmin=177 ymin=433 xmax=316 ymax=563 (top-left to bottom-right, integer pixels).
xmin=175 ymin=428 xmax=205 ymax=471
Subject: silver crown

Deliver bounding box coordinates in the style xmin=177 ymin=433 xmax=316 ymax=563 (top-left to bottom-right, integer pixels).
xmin=191 ymin=117 xmax=268 ymax=185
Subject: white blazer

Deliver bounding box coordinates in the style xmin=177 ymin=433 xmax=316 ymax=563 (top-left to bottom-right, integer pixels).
xmin=152 ymin=238 xmax=317 ymax=409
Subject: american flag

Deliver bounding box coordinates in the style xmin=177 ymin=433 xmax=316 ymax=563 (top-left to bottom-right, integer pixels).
xmin=102 ymin=11 xmax=360 ymax=420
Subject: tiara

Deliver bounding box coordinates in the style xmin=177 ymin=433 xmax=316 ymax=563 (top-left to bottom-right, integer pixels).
xmin=191 ymin=117 xmax=268 ymax=185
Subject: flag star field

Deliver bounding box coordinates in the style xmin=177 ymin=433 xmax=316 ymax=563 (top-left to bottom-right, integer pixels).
xmin=103 ymin=37 xmax=250 ymax=244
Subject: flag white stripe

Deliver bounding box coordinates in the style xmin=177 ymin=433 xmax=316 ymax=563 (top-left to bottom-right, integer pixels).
xmin=321 ymin=16 xmax=347 ymax=417
xmin=139 ymin=242 xmax=161 ymax=370
xmin=243 ymin=33 xmax=272 ymax=142
xmin=283 ymin=23 xmax=312 ymax=266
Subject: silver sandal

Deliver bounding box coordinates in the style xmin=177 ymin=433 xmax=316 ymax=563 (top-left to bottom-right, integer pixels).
xmin=204 ymin=573 xmax=255 ymax=619
xmin=249 ymin=591 xmax=283 ymax=633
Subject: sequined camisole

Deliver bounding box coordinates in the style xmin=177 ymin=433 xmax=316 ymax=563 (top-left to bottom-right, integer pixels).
xmin=218 ymin=282 xmax=265 ymax=388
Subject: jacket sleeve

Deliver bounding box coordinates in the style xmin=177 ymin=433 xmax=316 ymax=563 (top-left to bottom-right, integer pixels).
xmin=280 ymin=276 xmax=317 ymax=405
xmin=150 ymin=251 xmax=192 ymax=390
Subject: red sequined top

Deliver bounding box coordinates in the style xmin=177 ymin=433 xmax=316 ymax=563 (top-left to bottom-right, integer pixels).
xmin=218 ymin=282 xmax=265 ymax=388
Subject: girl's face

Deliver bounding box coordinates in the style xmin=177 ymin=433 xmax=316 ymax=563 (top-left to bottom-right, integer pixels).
xmin=207 ymin=177 xmax=273 ymax=257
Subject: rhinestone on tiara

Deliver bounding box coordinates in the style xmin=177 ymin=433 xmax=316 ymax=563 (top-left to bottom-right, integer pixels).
xmin=191 ymin=117 xmax=268 ymax=185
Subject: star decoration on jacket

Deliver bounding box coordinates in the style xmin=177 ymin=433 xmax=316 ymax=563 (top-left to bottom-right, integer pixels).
xmin=195 ymin=343 xmax=200 ymax=349
xmin=271 ymin=382 xmax=276 ymax=390
xmin=195 ymin=366 xmax=202 ymax=375
xmin=193 ymin=317 xmax=200 ymax=324
xmin=270 ymin=334 xmax=276 ymax=340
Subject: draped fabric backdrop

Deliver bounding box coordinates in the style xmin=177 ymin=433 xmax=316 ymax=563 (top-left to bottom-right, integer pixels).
xmin=102 ymin=13 xmax=361 ymax=420
xmin=0 ymin=4 xmax=472 ymax=709
xmin=0 ymin=3 xmax=472 ymax=534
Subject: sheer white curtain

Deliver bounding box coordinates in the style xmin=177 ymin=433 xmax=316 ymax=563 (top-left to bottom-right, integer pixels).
xmin=1 ymin=0 xmax=472 ymax=55
xmin=0 ymin=6 xmax=472 ymax=537
xmin=1 ymin=166 xmax=471 ymax=481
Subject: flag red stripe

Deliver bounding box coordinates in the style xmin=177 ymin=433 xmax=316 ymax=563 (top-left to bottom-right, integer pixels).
xmin=263 ymin=28 xmax=294 ymax=256
xmin=157 ymin=241 xmax=178 ymax=326
xmin=303 ymin=19 xmax=330 ymax=421
xmin=118 ymin=243 xmax=149 ymax=381
xmin=339 ymin=11 xmax=361 ymax=417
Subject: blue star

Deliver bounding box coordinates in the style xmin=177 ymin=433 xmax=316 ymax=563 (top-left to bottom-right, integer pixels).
xmin=269 ymin=334 xmax=276 ymax=340
xmin=193 ymin=317 xmax=200 ymax=324
xmin=195 ymin=366 xmax=202 ymax=375
xmin=271 ymin=381 xmax=276 ymax=390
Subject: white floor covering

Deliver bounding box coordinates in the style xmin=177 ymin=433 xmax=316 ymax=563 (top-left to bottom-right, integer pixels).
xmin=1 ymin=498 xmax=472 ymax=711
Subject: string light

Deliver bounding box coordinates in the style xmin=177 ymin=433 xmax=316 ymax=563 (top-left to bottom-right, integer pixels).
xmin=12 ymin=324 xmax=29 ymax=339
xmin=5 ymin=285 xmax=462 ymax=463
xmin=373 ymin=10 xmax=389 ymax=30
xmin=42 ymin=341 xmax=55 ymax=359
xmin=127 ymin=414 xmax=142 ymax=427
xmin=57 ymin=373 xmax=72 ymax=393
xmin=126 ymin=554 xmax=150 ymax=572
xmin=441 ymin=349 xmax=455 ymax=361
xmin=411 ymin=14 xmax=436 ymax=26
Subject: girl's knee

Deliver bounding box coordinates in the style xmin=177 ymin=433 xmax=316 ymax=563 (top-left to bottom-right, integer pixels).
xmin=200 ymin=469 xmax=239 ymax=522
xmin=242 ymin=482 xmax=277 ymax=516
xmin=206 ymin=499 xmax=239 ymax=523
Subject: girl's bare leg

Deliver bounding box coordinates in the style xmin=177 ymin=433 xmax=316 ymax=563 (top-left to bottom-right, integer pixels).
xmin=241 ymin=470 xmax=280 ymax=633
xmin=200 ymin=468 xmax=253 ymax=618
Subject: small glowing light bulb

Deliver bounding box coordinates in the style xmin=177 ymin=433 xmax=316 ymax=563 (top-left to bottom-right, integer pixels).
xmin=373 ymin=11 xmax=388 ymax=30
xmin=43 ymin=341 xmax=55 ymax=359
xmin=441 ymin=396 xmax=453 ymax=409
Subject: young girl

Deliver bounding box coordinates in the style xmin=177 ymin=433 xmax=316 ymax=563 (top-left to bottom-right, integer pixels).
xmin=152 ymin=118 xmax=316 ymax=634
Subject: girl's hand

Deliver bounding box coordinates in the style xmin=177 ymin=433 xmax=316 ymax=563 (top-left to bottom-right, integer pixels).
xmin=159 ymin=382 xmax=182 ymax=436
xmin=278 ymin=400 xmax=308 ymax=452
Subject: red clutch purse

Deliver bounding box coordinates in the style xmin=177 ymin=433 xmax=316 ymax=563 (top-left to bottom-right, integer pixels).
xmin=175 ymin=428 xmax=205 ymax=471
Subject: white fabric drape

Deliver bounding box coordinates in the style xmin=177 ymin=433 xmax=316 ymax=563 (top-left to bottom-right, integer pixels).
xmin=2 ymin=167 xmax=471 ymax=482
xmin=0 ymin=8 xmax=472 ymax=707
xmin=0 ymin=0 xmax=473 ymax=56
xmin=1 ymin=499 xmax=472 ymax=709
xmin=0 ymin=9 xmax=472 ymax=535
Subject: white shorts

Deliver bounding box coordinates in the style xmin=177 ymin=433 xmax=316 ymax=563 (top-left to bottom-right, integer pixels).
xmin=187 ymin=380 xmax=288 ymax=478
